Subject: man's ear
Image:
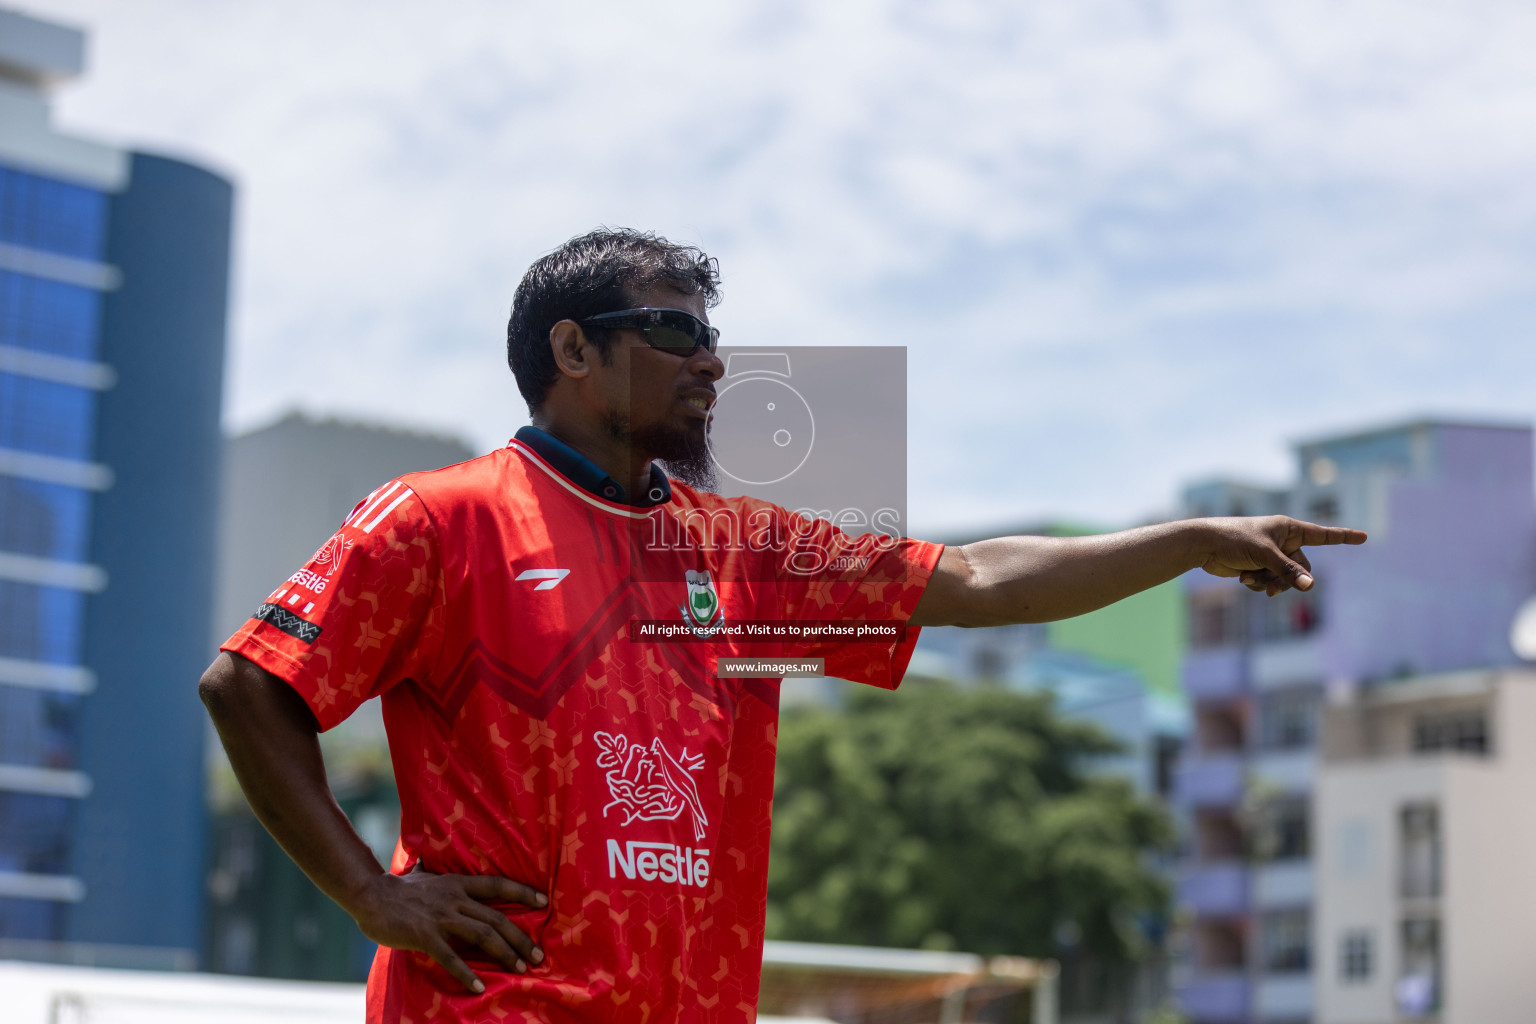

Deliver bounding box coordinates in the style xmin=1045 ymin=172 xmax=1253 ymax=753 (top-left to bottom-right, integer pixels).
xmin=549 ymin=320 xmax=593 ymax=379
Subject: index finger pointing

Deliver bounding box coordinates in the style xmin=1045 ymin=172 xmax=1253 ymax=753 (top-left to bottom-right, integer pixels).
xmin=1292 ymin=521 xmax=1368 ymax=547
xmin=460 ymin=875 xmax=548 ymax=908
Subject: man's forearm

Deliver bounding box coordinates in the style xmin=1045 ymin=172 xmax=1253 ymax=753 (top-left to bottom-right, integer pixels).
xmin=911 ymin=521 xmax=1215 ymax=628
xmin=911 ymin=514 xmax=1363 ymax=628
xmin=200 ymin=651 xmax=548 ymax=991
xmin=940 ymin=522 xmax=1205 ymax=627
xmin=199 ymin=652 xmax=386 ymax=915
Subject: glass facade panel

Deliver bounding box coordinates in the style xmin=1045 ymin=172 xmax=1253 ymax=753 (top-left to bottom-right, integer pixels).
xmin=0 ymin=165 xmax=109 ymax=260
xmin=0 ymin=476 xmax=91 ymax=561
xmin=0 ymin=792 xmax=74 ymax=940
xmin=0 ymin=581 xmax=86 ymax=664
xmin=0 ymin=688 xmax=82 ymax=769
xmin=0 ymin=791 xmax=74 ymax=875
xmin=0 ymin=372 xmax=97 ymax=459
xmin=0 ymin=270 xmax=104 ymax=360
xmin=0 ymin=165 xmax=110 ymax=944
xmin=0 ymin=895 xmax=67 ymax=942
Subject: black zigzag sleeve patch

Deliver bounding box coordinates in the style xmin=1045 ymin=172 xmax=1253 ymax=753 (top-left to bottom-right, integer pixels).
xmin=252 ymin=603 xmax=323 ymax=644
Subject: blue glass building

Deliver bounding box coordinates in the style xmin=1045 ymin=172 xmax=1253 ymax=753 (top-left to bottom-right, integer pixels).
xmin=0 ymin=10 xmax=232 ymax=963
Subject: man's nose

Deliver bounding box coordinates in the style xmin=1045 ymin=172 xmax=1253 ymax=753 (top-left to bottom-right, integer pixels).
xmin=690 ymin=348 xmax=724 ymax=381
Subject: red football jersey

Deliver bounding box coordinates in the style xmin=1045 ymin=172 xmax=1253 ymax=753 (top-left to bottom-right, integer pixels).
xmin=221 ymin=438 xmax=942 ymax=1023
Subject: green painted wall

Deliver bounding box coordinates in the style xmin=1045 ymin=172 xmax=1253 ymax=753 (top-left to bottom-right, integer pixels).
xmin=1038 ymin=522 xmax=1187 ymax=697
xmin=1046 ymin=580 xmax=1186 ymax=697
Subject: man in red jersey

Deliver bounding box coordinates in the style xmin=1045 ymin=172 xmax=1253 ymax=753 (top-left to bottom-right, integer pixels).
xmin=200 ymin=229 xmax=1364 ymax=1023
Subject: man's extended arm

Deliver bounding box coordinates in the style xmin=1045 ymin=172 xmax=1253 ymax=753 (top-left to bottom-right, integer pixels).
xmin=198 ymin=651 xmax=546 ymax=992
xmin=910 ymin=515 xmax=1366 ymax=628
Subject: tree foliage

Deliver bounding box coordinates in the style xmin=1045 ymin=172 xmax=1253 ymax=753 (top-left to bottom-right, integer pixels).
xmin=766 ymin=680 xmax=1173 ymax=962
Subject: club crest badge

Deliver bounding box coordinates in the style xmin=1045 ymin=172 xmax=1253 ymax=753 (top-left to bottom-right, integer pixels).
xmin=681 ymin=569 xmax=723 ymax=637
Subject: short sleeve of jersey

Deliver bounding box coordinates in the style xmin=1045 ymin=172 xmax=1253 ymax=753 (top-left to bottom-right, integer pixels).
xmin=768 ymin=509 xmax=943 ymax=690
xmin=220 ymin=479 xmax=443 ymax=731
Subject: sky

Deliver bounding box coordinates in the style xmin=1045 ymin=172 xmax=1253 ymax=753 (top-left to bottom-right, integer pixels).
xmin=18 ymin=0 xmax=1536 ymax=534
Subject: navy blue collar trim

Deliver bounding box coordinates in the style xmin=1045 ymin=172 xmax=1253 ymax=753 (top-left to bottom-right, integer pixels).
xmin=513 ymin=426 xmax=672 ymax=508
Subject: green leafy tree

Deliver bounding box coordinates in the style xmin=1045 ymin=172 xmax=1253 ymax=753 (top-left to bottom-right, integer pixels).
xmin=767 ymin=680 xmax=1173 ymax=963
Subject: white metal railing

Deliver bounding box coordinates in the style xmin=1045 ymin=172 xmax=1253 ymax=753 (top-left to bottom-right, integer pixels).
xmin=0 ymin=446 xmax=113 ymax=490
xmin=0 ymin=551 xmax=107 ymax=592
xmin=0 ymin=763 xmax=92 ymax=797
xmin=0 ymin=870 xmax=85 ymax=901
xmin=0 ymin=344 xmax=116 ymax=390
xmin=0 ymin=656 xmax=95 ymax=694
xmin=0 ymin=239 xmax=121 ymax=290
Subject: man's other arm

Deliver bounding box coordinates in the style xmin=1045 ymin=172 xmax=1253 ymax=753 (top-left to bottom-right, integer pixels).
xmin=199 ymin=651 xmax=546 ymax=992
xmin=909 ymin=516 xmax=1366 ymax=628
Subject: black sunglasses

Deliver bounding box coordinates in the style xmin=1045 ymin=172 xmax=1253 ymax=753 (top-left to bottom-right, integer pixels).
xmin=578 ymin=307 xmax=720 ymax=356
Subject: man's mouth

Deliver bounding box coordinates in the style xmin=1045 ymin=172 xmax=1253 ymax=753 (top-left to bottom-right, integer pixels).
xmin=682 ymin=394 xmax=714 ymax=414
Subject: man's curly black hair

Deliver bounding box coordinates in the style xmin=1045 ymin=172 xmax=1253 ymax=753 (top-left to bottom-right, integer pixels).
xmin=506 ymin=227 xmax=722 ymax=411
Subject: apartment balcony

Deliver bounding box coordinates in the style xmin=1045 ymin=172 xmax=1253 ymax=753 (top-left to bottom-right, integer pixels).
xmin=1251 ymin=636 xmax=1323 ymax=692
xmin=1250 ymin=750 xmax=1315 ymax=795
xmin=1253 ymin=859 xmax=1313 ymax=909
xmin=1176 ymin=972 xmax=1249 ymax=1023
xmin=1183 ymin=648 xmax=1248 ymax=701
xmin=1178 ymin=862 xmax=1249 ymax=918
xmin=1255 ymin=974 xmax=1313 ymax=1020
xmin=1174 ymin=752 xmax=1245 ymax=808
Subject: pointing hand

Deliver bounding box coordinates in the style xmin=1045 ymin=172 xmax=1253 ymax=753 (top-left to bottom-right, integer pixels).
xmin=1197 ymin=516 xmax=1367 ymax=596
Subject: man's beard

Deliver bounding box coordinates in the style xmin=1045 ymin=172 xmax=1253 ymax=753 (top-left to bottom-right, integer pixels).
xmin=603 ymin=412 xmax=718 ymax=493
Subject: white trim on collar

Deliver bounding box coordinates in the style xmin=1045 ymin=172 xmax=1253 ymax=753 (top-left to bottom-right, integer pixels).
xmin=509 ymin=441 xmax=657 ymax=520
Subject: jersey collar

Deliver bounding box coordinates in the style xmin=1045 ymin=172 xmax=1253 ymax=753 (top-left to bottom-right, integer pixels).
xmin=511 ymin=426 xmax=673 ymax=508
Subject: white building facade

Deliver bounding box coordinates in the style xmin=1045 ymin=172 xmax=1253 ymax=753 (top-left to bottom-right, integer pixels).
xmin=1315 ymin=669 xmax=1536 ymax=1024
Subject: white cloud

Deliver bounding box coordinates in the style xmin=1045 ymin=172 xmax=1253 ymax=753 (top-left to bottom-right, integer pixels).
xmin=19 ymin=0 xmax=1536 ymax=533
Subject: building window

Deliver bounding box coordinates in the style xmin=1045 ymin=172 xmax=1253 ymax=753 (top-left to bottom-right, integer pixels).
xmin=0 ymin=166 xmax=110 ymax=261
xmin=1261 ymin=587 xmax=1321 ymax=641
xmin=0 ymin=791 xmax=75 ymax=942
xmin=1248 ymin=795 xmax=1310 ymax=861
xmin=1154 ymin=735 xmax=1182 ymax=799
xmin=1413 ymin=711 xmax=1488 ymax=755
xmin=1308 ymin=495 xmax=1339 ymax=522
xmin=0 ymin=271 xmax=104 ymax=361
xmin=1400 ymin=803 xmax=1441 ymax=900
xmin=0 ymin=476 xmax=92 ymax=562
xmin=1397 ymin=918 xmax=1441 ymax=1017
xmin=1260 ymin=689 xmax=1319 ymax=750
xmin=0 ymin=895 xmax=68 ymax=943
xmin=1190 ymin=589 xmax=1246 ymax=648
xmin=0 ymin=580 xmax=88 ymax=664
xmin=1262 ymin=909 xmax=1310 ymax=972
xmin=1341 ymin=929 xmax=1372 ymax=982
xmin=0 ymin=373 xmax=98 ymax=461
xmin=0 ymin=791 xmax=75 ymax=876
xmin=0 ymin=688 xmax=82 ymax=769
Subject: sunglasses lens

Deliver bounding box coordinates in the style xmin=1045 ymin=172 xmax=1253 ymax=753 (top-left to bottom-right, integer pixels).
xmin=648 ymin=325 xmax=702 ymax=355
